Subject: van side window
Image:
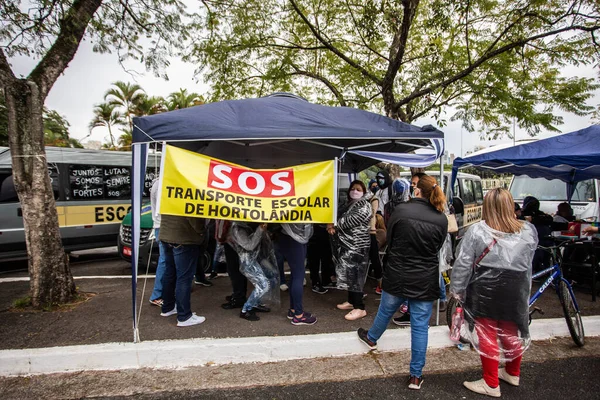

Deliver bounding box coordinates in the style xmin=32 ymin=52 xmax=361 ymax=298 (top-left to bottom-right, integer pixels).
xmin=461 ymin=179 xmax=476 ymax=204
xmin=0 ymin=168 xmax=59 ymax=202
xmin=0 ymin=171 xmax=18 ymax=203
xmin=453 ymin=180 xmax=460 ymax=198
xmin=473 ymin=180 xmax=484 ymax=204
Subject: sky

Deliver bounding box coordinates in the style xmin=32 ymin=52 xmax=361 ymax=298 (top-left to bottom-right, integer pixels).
xmin=8 ymin=39 xmax=599 ymax=159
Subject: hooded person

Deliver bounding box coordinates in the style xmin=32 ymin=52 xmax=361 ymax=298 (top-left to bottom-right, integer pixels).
xmin=229 ymin=222 xmax=280 ymax=321
xmin=373 ymin=170 xmax=393 ymax=216
xmin=521 ymin=196 xmax=552 ymax=271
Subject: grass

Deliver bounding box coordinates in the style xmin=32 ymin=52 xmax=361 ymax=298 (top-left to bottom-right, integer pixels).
xmin=10 ymin=291 xmax=96 ymax=313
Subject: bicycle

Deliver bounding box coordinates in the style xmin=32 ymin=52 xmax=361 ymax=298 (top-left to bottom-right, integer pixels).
xmin=446 ymin=239 xmax=585 ymax=347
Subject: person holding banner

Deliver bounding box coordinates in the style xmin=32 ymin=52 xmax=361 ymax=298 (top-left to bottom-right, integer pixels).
xmin=329 ymin=180 xmax=372 ymax=321
xmin=230 ymin=222 xmax=280 ymax=321
xmin=279 ymin=223 xmax=317 ymax=326
xmin=158 ymin=215 xmax=207 ymax=327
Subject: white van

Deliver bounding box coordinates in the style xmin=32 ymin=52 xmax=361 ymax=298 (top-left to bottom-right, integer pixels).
xmin=509 ymin=176 xmax=599 ymax=222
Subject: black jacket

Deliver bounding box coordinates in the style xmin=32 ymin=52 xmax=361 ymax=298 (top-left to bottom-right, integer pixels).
xmin=382 ymin=198 xmax=448 ymax=300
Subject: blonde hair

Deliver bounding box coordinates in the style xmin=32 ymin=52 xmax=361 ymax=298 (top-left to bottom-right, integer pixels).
xmin=417 ymin=175 xmax=446 ymax=213
xmin=482 ymin=188 xmax=524 ymax=233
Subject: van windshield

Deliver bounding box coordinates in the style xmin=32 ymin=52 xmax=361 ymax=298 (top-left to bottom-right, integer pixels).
xmin=510 ymin=176 xmax=596 ymax=202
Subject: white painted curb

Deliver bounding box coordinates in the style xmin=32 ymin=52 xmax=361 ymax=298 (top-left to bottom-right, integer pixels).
xmin=1 ymin=316 xmax=598 ymax=377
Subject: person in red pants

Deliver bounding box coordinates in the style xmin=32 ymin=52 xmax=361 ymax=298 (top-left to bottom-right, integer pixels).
xmin=450 ymin=188 xmax=538 ymax=398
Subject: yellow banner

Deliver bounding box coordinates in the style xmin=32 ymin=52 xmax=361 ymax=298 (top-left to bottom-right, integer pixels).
xmin=159 ymin=145 xmax=336 ymax=223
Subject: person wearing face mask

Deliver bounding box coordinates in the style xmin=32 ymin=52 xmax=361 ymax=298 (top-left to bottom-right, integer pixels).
xmin=369 ymin=179 xmax=379 ymax=195
xmin=372 ymin=170 xmax=393 ymax=216
xmin=328 ymin=180 xmax=372 ymax=320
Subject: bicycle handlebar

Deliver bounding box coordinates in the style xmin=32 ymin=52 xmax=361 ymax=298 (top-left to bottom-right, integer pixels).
xmin=537 ymin=237 xmax=593 ymax=251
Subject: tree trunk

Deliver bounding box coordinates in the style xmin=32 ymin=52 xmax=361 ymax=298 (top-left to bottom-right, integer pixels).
xmin=4 ymin=80 xmax=75 ymax=307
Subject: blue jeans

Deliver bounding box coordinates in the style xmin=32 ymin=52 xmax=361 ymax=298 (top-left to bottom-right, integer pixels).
xmin=150 ymin=228 xmax=168 ymax=301
xmin=161 ymin=243 xmax=200 ymax=322
xmin=367 ymin=291 xmax=433 ymax=377
xmin=278 ymin=233 xmax=306 ymax=315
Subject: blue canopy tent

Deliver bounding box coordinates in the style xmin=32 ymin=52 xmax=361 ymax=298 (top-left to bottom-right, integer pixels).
xmin=129 ymin=93 xmax=445 ymax=341
xmin=451 ymin=125 xmax=600 ymax=200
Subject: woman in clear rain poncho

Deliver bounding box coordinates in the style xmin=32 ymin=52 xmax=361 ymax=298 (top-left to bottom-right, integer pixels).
xmin=229 ymin=222 xmax=280 ymax=321
xmin=450 ymin=188 xmax=538 ymax=398
xmin=328 ymin=180 xmax=372 ymax=321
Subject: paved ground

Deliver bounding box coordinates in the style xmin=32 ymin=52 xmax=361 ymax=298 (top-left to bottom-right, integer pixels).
xmin=100 ymin=357 xmax=600 ymax=400
xmin=1 ymin=247 xmax=599 ymax=349
xmin=1 ymin=337 xmax=598 ymax=399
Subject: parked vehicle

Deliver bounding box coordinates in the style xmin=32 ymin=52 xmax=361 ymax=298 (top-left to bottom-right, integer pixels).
xmin=400 ymin=171 xmax=484 ymax=239
xmin=0 ymin=146 xmax=159 ymax=261
xmin=509 ymin=176 xmax=598 ymax=222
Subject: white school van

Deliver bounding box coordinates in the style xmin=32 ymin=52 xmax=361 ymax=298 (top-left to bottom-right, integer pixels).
xmin=509 ymin=176 xmax=599 ymax=222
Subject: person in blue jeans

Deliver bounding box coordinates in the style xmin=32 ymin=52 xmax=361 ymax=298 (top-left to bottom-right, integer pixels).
xmin=279 ymin=223 xmax=316 ymax=325
xmin=357 ymin=175 xmax=448 ymax=390
xmin=149 ymin=228 xmax=169 ymax=306
xmin=159 ymin=214 xmax=207 ymax=327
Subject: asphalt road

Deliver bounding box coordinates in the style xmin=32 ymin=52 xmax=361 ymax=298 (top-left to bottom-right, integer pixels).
xmin=97 ymin=356 xmax=600 ymax=400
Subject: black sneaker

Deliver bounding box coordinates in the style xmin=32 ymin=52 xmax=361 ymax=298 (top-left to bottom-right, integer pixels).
xmin=194 ymin=278 xmax=213 ymax=287
xmin=392 ymin=313 xmax=411 ymax=327
xmin=311 ymin=284 xmax=328 ymax=295
xmin=208 ymin=271 xmax=218 ymax=280
xmin=253 ymin=304 xmax=271 ymax=313
xmin=408 ymin=375 xmax=424 ymax=390
xmin=323 ymin=282 xmax=337 ymax=289
xmin=357 ymin=328 xmax=377 ymax=350
xmin=221 ymin=299 xmax=244 ymax=310
xmin=240 ymin=310 xmax=260 ymax=321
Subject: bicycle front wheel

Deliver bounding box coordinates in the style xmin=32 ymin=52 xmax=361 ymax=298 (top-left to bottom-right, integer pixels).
xmin=558 ymin=280 xmax=585 ymax=347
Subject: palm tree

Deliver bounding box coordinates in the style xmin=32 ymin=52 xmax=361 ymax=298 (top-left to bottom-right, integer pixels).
xmin=133 ymin=95 xmax=167 ymax=117
xmin=167 ymin=88 xmax=204 ymax=110
xmin=117 ymin=129 xmax=132 ymax=151
xmin=104 ymin=81 xmax=146 ymax=131
xmin=89 ymin=103 xmax=126 ymax=149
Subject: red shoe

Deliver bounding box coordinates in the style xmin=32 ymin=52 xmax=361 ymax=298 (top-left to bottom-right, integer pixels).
xmin=375 ymin=285 xmax=382 ymax=295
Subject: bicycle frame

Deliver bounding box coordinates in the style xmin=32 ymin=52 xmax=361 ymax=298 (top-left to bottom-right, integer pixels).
xmin=529 ymin=263 xmax=581 ymax=312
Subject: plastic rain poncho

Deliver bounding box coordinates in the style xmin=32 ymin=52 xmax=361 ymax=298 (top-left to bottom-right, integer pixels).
xmin=281 ymin=223 xmax=313 ymax=244
xmin=331 ymin=197 xmax=371 ymax=292
xmin=450 ymin=221 xmax=538 ymax=361
xmin=229 ymin=222 xmax=280 ymax=308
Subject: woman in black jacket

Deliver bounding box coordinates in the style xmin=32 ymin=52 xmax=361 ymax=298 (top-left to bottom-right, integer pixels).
xmin=357 ymin=175 xmax=448 ymax=391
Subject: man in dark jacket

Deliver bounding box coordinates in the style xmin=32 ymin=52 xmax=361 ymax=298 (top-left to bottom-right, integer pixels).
xmin=159 ymin=214 xmax=207 ymax=327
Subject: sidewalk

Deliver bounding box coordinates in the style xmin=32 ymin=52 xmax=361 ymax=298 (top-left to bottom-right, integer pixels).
xmin=1 ymin=337 xmax=599 ymax=399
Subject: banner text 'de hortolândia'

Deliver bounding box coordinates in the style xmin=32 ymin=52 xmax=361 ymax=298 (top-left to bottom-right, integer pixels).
xmin=159 ymin=145 xmax=336 ymax=223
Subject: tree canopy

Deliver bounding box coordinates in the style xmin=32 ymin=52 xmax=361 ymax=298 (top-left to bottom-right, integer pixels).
xmin=193 ymin=0 xmax=600 ymax=138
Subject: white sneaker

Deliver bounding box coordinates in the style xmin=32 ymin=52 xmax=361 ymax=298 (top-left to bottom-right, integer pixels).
xmin=498 ymin=368 xmax=520 ymax=386
xmin=303 ymin=278 xmax=306 ymax=286
xmin=160 ymin=306 xmax=177 ymax=317
xmin=280 ymin=283 xmax=289 ymax=291
xmin=177 ymin=314 xmax=206 ymax=327
xmin=463 ymin=379 xmax=501 ymax=398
